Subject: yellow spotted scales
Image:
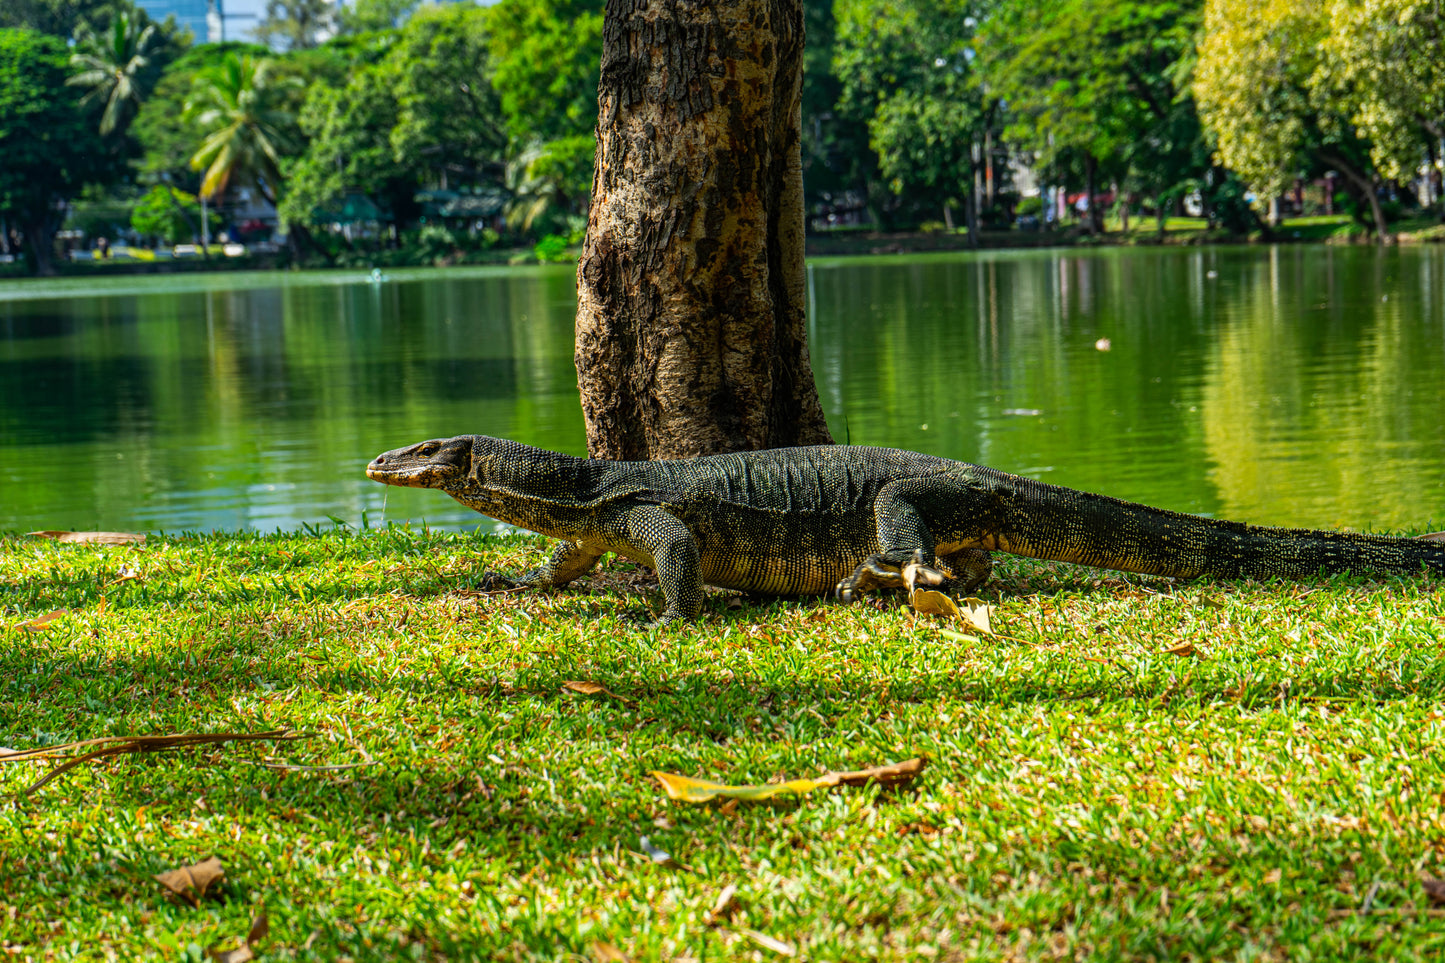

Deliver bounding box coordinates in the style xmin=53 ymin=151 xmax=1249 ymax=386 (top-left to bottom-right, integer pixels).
xmin=366 ymin=435 xmax=1444 ymax=624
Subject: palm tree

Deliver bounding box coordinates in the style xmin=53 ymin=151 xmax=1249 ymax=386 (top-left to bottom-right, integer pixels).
xmin=255 ymin=0 xmax=336 ymax=51
xmin=67 ymin=6 xmax=159 ymax=137
xmin=184 ymin=53 xmax=298 ymax=204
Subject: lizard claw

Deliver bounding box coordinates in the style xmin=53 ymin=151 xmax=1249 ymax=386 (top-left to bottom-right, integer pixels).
xmin=474 ymin=571 xmax=522 ymax=592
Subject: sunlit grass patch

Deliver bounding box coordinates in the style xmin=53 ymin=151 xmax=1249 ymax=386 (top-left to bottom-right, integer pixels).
xmin=3 ymin=529 xmax=1445 ymax=960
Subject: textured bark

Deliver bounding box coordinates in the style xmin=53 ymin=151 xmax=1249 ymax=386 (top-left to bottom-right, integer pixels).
xmin=575 ymin=0 xmax=833 ymax=460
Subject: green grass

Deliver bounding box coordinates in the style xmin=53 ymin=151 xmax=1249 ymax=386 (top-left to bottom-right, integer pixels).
xmin=4 ymin=528 xmax=1445 ymax=961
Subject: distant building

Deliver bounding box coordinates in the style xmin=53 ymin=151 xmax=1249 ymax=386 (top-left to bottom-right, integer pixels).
xmin=135 ymin=0 xmax=222 ymax=43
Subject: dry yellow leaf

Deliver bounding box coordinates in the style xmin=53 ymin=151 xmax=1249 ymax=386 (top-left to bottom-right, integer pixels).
xmin=155 ymin=856 xmax=225 ymax=906
xmin=960 ymin=598 xmax=993 ymax=634
xmin=1163 ymin=642 xmax=1198 ymax=657
xmin=561 ymin=680 xmax=631 ymax=703
xmin=653 ymin=758 xmax=927 ymax=804
xmin=910 ymin=589 xmax=962 ymax=619
xmin=13 ymin=610 xmax=67 ymax=632
xmin=28 ymin=530 xmax=145 ymax=545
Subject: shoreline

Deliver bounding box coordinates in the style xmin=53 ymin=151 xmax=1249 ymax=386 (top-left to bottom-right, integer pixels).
xmin=3 ymin=216 xmax=1441 ymax=281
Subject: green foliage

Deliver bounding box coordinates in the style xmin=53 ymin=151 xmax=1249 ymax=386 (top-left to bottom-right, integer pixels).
xmin=130 ymin=183 xmax=200 ymax=243
xmin=66 ymin=5 xmax=163 ymax=137
xmin=254 ymin=0 xmax=334 ymax=52
xmin=335 ymin=0 xmax=421 ymax=35
xmin=0 ymin=0 xmax=113 ymax=38
xmin=131 ymin=42 xmax=270 ymax=188
xmin=833 ymin=0 xmax=987 ymax=224
xmin=184 ymin=53 xmax=299 ymax=203
xmin=485 ymin=0 xmax=602 ymax=144
xmin=0 ymin=28 xmax=115 ymax=270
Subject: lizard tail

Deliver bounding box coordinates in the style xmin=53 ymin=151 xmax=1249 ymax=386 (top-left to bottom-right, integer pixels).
xmin=972 ymin=469 xmax=1445 ymax=582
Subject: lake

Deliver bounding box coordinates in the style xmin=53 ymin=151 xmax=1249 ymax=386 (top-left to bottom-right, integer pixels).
xmin=2 ymin=245 xmax=1444 ymax=535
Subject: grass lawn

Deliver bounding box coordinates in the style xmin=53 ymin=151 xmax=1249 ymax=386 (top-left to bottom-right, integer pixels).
xmin=4 ymin=527 xmax=1445 ymax=961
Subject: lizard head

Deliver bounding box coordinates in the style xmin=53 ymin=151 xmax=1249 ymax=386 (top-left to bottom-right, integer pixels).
xmin=366 ymin=436 xmax=473 ymax=490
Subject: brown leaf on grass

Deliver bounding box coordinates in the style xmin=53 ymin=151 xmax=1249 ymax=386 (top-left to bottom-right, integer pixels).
xmin=654 ymin=757 xmax=927 ymax=804
xmin=706 ymin=883 xmax=740 ymax=926
xmin=1423 ymin=878 xmax=1445 ymax=906
xmin=28 ymin=530 xmax=145 ymax=545
xmin=1163 ymin=642 xmax=1198 ymax=657
xmin=909 ymin=588 xmax=961 ymax=619
xmin=12 ymin=609 xmax=67 ymax=632
xmin=155 ymin=856 xmax=225 ymax=907
xmin=0 ymin=729 xmax=311 ymax=796
xmin=960 ymin=598 xmax=993 ymax=634
xmin=1417 ymin=531 xmax=1445 ymax=542
xmin=562 ymin=680 xmax=631 ymax=703
xmin=206 ymin=910 xmax=268 ymax=962
xmin=740 ymin=929 xmax=796 ymax=957
xmin=591 ymin=942 xmax=632 ymax=962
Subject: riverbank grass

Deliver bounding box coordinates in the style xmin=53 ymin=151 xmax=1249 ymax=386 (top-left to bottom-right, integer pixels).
xmin=4 ymin=528 xmax=1445 ymax=960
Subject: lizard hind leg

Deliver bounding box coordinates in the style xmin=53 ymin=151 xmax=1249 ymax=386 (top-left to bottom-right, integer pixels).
xmin=937 ymin=547 xmax=993 ymax=596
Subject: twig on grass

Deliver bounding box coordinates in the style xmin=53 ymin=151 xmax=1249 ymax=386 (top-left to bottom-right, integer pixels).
xmin=0 ymin=729 xmax=313 ymax=796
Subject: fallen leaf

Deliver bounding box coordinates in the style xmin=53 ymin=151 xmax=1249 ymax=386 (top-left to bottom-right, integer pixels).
xmin=1164 ymin=642 xmax=1197 ymax=657
xmin=246 ymin=912 xmax=269 ymax=946
xmin=960 ymin=598 xmax=993 ymax=634
xmin=740 ymin=928 xmax=796 ymax=956
xmin=653 ymin=757 xmax=926 ymax=804
xmin=1419 ymin=532 xmax=1445 ymax=542
xmin=637 ymin=835 xmax=690 ymax=870
xmin=591 ymin=942 xmax=631 ymax=962
xmin=937 ymin=627 xmax=982 ymax=644
xmin=155 ymin=856 xmax=225 ymax=907
xmin=206 ymin=910 xmax=267 ymax=963
xmin=561 ymin=680 xmax=632 ymax=703
xmin=12 ymin=609 xmax=67 ymax=632
xmin=706 ymin=883 xmax=740 ymax=925
xmin=28 ymin=530 xmax=145 ymax=545
xmin=1424 ymin=878 xmax=1445 ymax=906
xmin=910 ymin=589 xmax=962 ymax=620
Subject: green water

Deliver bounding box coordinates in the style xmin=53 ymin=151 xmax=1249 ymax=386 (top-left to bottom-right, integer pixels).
xmin=2 ymin=246 xmax=1443 ymax=535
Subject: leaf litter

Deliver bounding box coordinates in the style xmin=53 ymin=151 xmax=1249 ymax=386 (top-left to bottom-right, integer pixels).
xmin=653 ymin=757 xmax=927 ymax=804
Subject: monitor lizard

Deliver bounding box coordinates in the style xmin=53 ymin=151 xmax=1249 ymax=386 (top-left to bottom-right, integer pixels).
xmin=366 ymin=434 xmax=1444 ymax=624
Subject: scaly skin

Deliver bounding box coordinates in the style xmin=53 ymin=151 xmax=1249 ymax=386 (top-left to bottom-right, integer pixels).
xmin=366 ymin=435 xmax=1445 ymax=624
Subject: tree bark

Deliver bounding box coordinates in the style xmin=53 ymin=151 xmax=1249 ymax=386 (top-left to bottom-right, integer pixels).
xmin=21 ymin=211 xmax=59 ymax=277
xmin=1084 ymin=153 xmax=1100 ymax=234
xmin=575 ymin=0 xmax=833 ymax=460
xmin=1321 ymin=152 xmax=1389 ymax=241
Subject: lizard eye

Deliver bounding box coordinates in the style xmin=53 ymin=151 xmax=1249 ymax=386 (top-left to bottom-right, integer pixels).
xmin=418 ymin=443 xmax=440 ymax=457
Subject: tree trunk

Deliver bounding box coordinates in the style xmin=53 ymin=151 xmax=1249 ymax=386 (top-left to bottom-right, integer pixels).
xmin=21 ymin=211 xmax=59 ymax=277
xmin=1084 ymin=153 xmax=1100 ymax=234
xmin=1322 ymin=153 xmax=1389 ymax=241
xmin=575 ymin=0 xmax=832 ymax=460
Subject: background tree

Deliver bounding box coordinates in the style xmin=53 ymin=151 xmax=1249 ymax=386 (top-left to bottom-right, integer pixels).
xmin=834 ymin=0 xmax=986 ymax=234
xmin=0 ymin=29 xmax=114 ymax=274
xmin=335 ymin=0 xmax=420 ymax=35
xmin=254 ymin=0 xmax=334 ymax=51
xmin=130 ymin=183 xmax=200 ymax=242
xmin=977 ymin=0 xmax=1201 ymax=234
xmin=184 ymin=52 xmax=298 ymax=206
xmin=0 ymin=0 xmax=113 ymax=38
xmin=575 ymin=0 xmax=832 ymax=459
xmin=1318 ymin=0 xmax=1445 ymax=220
xmin=1193 ymin=0 xmax=1390 ymax=236
xmin=67 ymin=5 xmax=161 ymax=136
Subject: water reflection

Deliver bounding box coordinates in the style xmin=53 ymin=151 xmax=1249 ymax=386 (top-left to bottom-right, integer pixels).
xmin=1 ymin=247 xmax=1442 ymax=534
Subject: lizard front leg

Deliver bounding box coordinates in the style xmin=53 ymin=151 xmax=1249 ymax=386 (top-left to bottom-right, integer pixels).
xmin=614 ymin=505 xmax=703 ymax=625
xmin=836 ymin=481 xmax=990 ymax=603
xmin=479 ymin=539 xmax=604 ymax=591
